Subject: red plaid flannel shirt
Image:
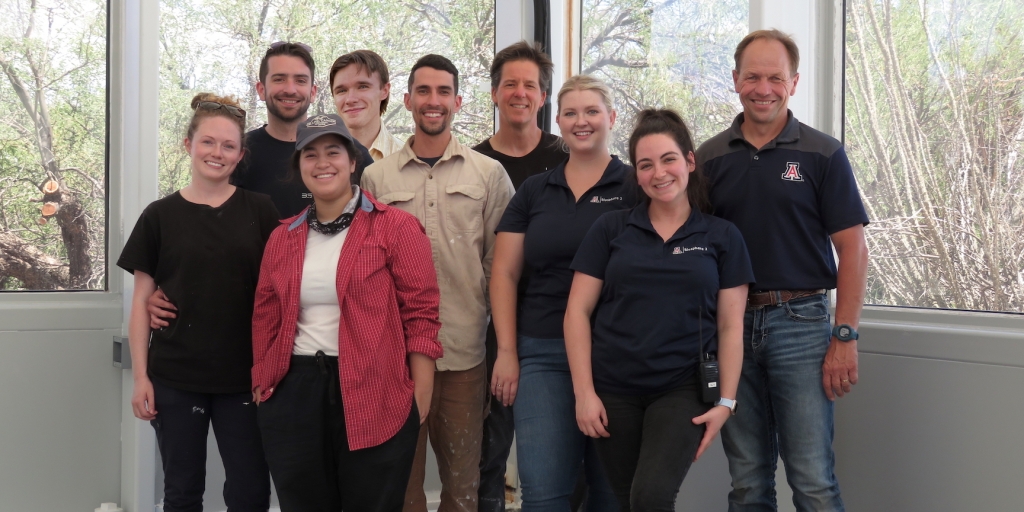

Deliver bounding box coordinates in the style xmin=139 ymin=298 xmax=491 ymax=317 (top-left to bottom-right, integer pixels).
xmin=252 ymin=190 xmax=442 ymax=450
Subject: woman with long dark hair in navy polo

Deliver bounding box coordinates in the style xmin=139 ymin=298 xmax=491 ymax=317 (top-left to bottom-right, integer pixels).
xmin=564 ymin=109 xmax=753 ymax=511
xmin=489 ymin=74 xmax=629 ymax=510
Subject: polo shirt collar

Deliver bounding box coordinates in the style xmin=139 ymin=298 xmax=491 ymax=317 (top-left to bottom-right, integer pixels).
xmin=626 ymin=202 xmax=709 ymax=243
xmin=727 ymin=110 xmax=801 ymax=148
xmin=546 ymin=155 xmax=629 ymax=189
xmin=395 ymin=134 xmax=467 ymax=169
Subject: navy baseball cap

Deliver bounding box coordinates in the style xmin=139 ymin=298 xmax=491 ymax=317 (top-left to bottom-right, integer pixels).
xmin=295 ymin=113 xmax=355 ymax=150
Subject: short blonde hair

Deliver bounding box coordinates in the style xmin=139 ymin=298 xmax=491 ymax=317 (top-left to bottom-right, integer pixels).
xmin=557 ymin=74 xmax=614 ymax=113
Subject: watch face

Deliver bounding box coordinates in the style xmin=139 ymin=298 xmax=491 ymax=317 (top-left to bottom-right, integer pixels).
xmin=838 ymin=326 xmax=851 ymax=338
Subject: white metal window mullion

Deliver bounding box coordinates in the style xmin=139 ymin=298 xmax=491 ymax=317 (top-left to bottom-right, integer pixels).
xmin=749 ymin=0 xmax=826 ymax=133
xmin=117 ymin=0 xmax=161 ymax=510
xmin=548 ymin=0 xmax=579 ymax=131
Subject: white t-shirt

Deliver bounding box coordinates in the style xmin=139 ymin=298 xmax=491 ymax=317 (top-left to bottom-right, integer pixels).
xmin=293 ymin=188 xmax=361 ymax=356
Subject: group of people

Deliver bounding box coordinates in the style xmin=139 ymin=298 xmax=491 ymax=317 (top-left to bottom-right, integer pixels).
xmin=119 ymin=28 xmax=868 ymax=512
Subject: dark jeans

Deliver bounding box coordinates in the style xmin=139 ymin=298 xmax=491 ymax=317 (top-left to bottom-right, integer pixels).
xmin=480 ymin=396 xmax=515 ymax=511
xmin=480 ymin=322 xmax=516 ymax=512
xmin=150 ymin=378 xmax=270 ymax=512
xmin=595 ymin=381 xmax=710 ymax=512
xmin=258 ymin=354 xmax=419 ymax=512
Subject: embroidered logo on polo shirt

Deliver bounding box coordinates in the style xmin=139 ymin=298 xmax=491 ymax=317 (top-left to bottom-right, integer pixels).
xmin=673 ymin=246 xmax=707 ymax=254
xmin=590 ymin=195 xmax=623 ymax=203
xmin=781 ymin=162 xmax=804 ymax=182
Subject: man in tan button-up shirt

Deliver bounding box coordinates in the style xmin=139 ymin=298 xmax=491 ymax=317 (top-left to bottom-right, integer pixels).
xmin=361 ymin=54 xmax=514 ymax=512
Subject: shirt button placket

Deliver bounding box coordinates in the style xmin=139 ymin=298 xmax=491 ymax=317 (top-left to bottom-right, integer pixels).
xmin=425 ymin=166 xmax=439 ymax=243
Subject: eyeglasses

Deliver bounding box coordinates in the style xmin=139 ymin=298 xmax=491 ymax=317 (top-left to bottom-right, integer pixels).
xmin=195 ymin=101 xmax=246 ymax=119
xmin=269 ymin=41 xmax=312 ymax=53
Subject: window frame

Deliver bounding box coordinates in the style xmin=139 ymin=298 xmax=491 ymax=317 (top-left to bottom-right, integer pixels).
xmin=0 ymin=0 xmax=116 ymax=296
xmin=565 ymin=0 xmax=1024 ymax=327
xmin=837 ymin=0 xmax=1024 ymax=320
xmin=0 ymin=0 xmax=125 ymax=312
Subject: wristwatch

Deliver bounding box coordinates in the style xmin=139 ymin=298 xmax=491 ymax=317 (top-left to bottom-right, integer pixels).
xmin=831 ymin=324 xmax=859 ymax=342
xmin=715 ymin=397 xmax=737 ymax=415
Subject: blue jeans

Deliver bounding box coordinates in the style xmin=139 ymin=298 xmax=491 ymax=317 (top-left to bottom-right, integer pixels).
xmin=514 ymin=335 xmax=618 ymax=512
xmin=721 ymin=294 xmax=844 ymax=512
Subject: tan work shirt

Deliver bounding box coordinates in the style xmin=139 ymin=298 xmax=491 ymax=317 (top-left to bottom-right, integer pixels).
xmin=369 ymin=124 xmax=406 ymax=162
xmin=361 ymin=135 xmax=514 ymax=371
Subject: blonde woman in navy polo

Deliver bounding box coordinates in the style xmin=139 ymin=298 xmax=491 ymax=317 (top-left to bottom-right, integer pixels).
xmin=490 ymin=75 xmax=631 ymax=510
xmin=565 ymin=109 xmax=754 ymax=510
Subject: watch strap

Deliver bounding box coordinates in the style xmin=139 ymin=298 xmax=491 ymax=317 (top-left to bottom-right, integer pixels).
xmin=715 ymin=397 xmax=737 ymax=414
xmin=832 ymin=324 xmax=859 ymax=341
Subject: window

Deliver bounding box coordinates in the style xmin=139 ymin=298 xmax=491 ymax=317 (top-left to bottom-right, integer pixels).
xmin=580 ymin=0 xmax=748 ymax=157
xmin=0 ymin=0 xmax=108 ymax=291
xmin=158 ymin=0 xmax=496 ymax=195
xmin=845 ymin=0 xmax=1024 ymax=313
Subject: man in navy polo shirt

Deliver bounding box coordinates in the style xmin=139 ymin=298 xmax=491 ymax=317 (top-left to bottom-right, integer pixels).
xmin=696 ymin=29 xmax=869 ymax=512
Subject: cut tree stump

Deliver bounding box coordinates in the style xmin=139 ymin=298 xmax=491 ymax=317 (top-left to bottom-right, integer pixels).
xmin=41 ymin=202 xmax=60 ymax=217
xmin=42 ymin=179 xmax=60 ymax=194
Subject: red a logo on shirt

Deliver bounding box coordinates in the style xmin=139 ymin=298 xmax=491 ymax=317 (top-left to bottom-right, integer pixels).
xmin=781 ymin=162 xmax=803 ymax=182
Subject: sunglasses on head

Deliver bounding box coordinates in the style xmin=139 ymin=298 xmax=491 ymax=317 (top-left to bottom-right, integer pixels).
xmin=195 ymin=101 xmax=246 ymax=119
xmin=269 ymin=41 xmax=313 ymax=53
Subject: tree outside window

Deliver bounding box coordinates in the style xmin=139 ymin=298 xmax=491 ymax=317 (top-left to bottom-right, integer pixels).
xmin=0 ymin=0 xmax=107 ymax=291
xmin=158 ymin=0 xmax=496 ymax=196
xmin=846 ymin=0 xmax=1024 ymax=313
xmin=581 ymin=0 xmax=747 ymax=159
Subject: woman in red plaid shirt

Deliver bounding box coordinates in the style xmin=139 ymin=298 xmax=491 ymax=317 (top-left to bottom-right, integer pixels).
xmin=251 ymin=113 xmax=443 ymax=512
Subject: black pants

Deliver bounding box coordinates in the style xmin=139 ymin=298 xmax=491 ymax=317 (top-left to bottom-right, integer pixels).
xmin=258 ymin=353 xmax=419 ymax=512
xmin=479 ymin=322 xmax=516 ymax=512
xmin=595 ymin=381 xmax=710 ymax=512
xmin=150 ymin=379 xmax=270 ymax=512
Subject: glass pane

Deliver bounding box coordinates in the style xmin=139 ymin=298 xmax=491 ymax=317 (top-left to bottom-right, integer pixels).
xmin=158 ymin=0 xmax=495 ymax=196
xmin=845 ymin=0 xmax=1024 ymax=313
xmin=580 ymin=0 xmax=748 ymax=158
xmin=0 ymin=0 xmax=108 ymax=291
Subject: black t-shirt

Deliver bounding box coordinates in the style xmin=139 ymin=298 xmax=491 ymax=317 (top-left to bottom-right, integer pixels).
xmin=233 ymin=125 xmax=374 ymax=218
xmin=419 ymin=156 xmax=442 ymax=168
xmin=496 ymin=157 xmax=636 ymax=338
xmin=117 ymin=189 xmax=280 ymax=393
xmin=473 ymin=132 xmax=567 ymax=188
xmin=571 ymin=205 xmax=754 ymax=395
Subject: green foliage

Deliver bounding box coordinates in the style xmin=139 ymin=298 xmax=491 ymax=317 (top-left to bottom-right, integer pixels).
xmin=0 ymin=0 xmax=107 ymax=290
xmin=846 ymin=0 xmax=1024 ymax=312
xmin=157 ymin=0 xmax=496 ymax=197
xmin=581 ymin=0 xmax=746 ymax=159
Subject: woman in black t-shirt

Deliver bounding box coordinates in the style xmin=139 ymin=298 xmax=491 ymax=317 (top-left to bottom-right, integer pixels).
xmin=565 ymin=109 xmax=753 ymax=510
xmin=118 ymin=93 xmax=279 ymax=512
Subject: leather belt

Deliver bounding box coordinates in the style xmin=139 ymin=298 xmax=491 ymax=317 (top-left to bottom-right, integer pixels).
xmin=747 ymin=289 xmax=826 ymax=308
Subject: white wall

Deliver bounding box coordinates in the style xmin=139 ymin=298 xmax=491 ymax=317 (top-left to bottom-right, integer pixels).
xmin=0 ymin=300 xmax=124 ymax=511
